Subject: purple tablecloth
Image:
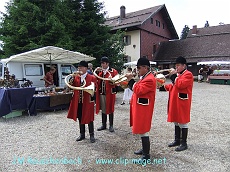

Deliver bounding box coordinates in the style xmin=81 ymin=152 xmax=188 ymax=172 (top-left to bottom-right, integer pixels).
xmin=0 ymin=87 xmax=35 ymax=117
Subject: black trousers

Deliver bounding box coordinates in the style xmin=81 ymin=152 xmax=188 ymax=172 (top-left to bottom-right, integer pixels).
xmin=77 ymin=103 xmax=83 ymax=123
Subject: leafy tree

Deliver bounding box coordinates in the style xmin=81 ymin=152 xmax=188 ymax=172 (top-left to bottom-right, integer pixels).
xmin=0 ymin=0 xmax=72 ymax=58
xmin=0 ymin=0 xmax=125 ymax=71
xmin=64 ymin=0 xmax=125 ymax=70
xmin=102 ymin=29 xmax=125 ymax=72
xmin=180 ymin=25 xmax=190 ymax=39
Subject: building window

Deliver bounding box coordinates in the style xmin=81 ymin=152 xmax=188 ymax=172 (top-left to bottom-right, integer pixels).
xmin=163 ymin=23 xmax=165 ymax=29
xmin=123 ymin=35 xmax=131 ymax=46
xmin=127 ymin=56 xmax=131 ymax=62
xmin=151 ymin=18 xmax=153 ymax=24
xmin=123 ymin=55 xmax=131 ymax=63
xmin=153 ymin=44 xmax=157 ymax=54
xmin=156 ymin=20 xmax=160 ymax=27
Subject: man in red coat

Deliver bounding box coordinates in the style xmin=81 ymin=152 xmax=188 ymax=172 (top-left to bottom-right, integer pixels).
xmin=159 ymin=56 xmax=193 ymax=151
xmin=95 ymin=57 xmax=118 ymax=132
xmin=67 ymin=61 xmax=97 ymax=143
xmin=126 ymin=58 xmax=156 ymax=160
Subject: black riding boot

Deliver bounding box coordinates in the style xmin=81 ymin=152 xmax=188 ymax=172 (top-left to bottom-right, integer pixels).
xmin=134 ymin=138 xmax=143 ymax=155
xmin=175 ymin=128 xmax=188 ymax=151
xmin=141 ymin=136 xmax=150 ymax=160
xmin=97 ymin=113 xmax=107 ymax=131
xmin=109 ymin=113 xmax=114 ymax=132
xmin=88 ymin=121 xmax=95 ymax=143
xmin=134 ymin=149 xmax=143 ymax=155
xmin=76 ymin=122 xmax=85 ymax=141
xmin=168 ymin=125 xmax=181 ymax=147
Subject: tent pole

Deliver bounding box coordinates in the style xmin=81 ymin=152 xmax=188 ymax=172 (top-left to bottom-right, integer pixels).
xmin=48 ymin=53 xmax=52 ymax=65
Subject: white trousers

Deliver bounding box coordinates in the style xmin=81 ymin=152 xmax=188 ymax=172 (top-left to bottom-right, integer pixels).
xmin=174 ymin=122 xmax=188 ymax=128
xmin=122 ymin=88 xmax=133 ymax=102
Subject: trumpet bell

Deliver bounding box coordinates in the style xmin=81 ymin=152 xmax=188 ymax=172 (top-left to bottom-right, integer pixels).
xmin=84 ymin=82 xmax=95 ymax=96
xmin=110 ymin=74 xmax=127 ymax=84
xmin=119 ymin=81 xmax=129 ymax=89
xmin=64 ymin=74 xmax=95 ymax=96
xmin=156 ymin=74 xmax=166 ymax=87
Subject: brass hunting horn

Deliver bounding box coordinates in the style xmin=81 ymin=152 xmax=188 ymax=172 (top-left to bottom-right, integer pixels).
xmin=93 ymin=67 xmax=112 ymax=81
xmin=93 ymin=67 xmax=129 ymax=88
xmin=64 ymin=73 xmax=95 ymax=96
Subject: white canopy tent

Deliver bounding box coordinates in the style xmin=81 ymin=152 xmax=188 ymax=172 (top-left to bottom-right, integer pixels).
xmin=3 ymin=46 xmax=95 ymax=64
xmin=124 ymin=60 xmax=156 ymax=66
xmin=197 ymin=61 xmax=230 ymax=65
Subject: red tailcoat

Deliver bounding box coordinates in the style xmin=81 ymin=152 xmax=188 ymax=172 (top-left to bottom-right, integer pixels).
xmin=164 ymin=70 xmax=193 ymax=124
xmin=96 ymin=68 xmax=118 ymax=114
xmin=67 ymin=74 xmax=96 ymax=124
xmin=130 ymin=72 xmax=156 ymax=134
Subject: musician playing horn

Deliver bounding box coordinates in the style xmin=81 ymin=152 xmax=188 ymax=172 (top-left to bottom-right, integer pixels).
xmin=96 ymin=56 xmax=118 ymax=132
xmin=125 ymin=58 xmax=156 ymax=160
xmin=67 ymin=60 xmax=97 ymax=143
xmin=159 ymin=56 xmax=194 ymax=151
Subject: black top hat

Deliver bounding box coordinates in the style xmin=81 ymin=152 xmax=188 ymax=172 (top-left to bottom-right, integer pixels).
xmin=78 ymin=61 xmax=88 ymax=68
xmin=101 ymin=56 xmax=109 ymax=63
xmin=175 ymin=56 xmax=187 ymax=64
xmin=137 ymin=58 xmax=150 ymax=67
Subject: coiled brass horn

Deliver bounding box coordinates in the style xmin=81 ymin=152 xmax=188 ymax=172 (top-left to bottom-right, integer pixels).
xmin=93 ymin=67 xmax=112 ymax=81
xmin=64 ymin=74 xmax=95 ymax=96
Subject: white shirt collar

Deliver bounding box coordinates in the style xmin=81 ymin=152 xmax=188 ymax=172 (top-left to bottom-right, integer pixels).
xmin=81 ymin=72 xmax=87 ymax=82
xmin=103 ymin=66 xmax=109 ymax=75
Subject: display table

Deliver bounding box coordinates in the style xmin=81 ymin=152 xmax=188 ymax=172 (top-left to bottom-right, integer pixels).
xmin=0 ymin=87 xmax=35 ymax=117
xmin=208 ymin=75 xmax=230 ymax=85
xmin=29 ymin=93 xmax=73 ymax=115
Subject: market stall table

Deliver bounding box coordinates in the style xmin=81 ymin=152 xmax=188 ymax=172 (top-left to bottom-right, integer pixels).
xmin=208 ymin=75 xmax=230 ymax=85
xmin=29 ymin=92 xmax=73 ymax=115
xmin=0 ymin=87 xmax=35 ymax=117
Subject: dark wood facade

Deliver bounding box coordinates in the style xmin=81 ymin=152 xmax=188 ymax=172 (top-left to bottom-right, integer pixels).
xmin=105 ymin=4 xmax=178 ymax=62
xmin=154 ymin=24 xmax=230 ymax=75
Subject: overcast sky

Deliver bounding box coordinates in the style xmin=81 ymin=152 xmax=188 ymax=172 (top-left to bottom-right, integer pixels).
xmin=1 ymin=0 xmax=230 ymax=37
xmin=99 ymin=0 xmax=230 ymax=36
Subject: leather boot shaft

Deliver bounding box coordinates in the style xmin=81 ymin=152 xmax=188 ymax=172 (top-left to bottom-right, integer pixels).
xmin=141 ymin=136 xmax=150 ymax=160
xmin=109 ymin=113 xmax=114 ymax=132
xmin=97 ymin=113 xmax=107 ymax=131
xmin=168 ymin=125 xmax=181 ymax=147
xmin=175 ymin=128 xmax=188 ymax=151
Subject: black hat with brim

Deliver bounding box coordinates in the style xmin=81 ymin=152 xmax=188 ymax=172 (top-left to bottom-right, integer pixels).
xmin=101 ymin=56 xmax=109 ymax=63
xmin=175 ymin=56 xmax=187 ymax=64
xmin=137 ymin=58 xmax=150 ymax=67
xmin=78 ymin=61 xmax=88 ymax=67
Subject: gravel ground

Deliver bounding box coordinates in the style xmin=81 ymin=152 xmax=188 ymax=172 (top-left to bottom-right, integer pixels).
xmin=0 ymin=81 xmax=230 ymax=172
